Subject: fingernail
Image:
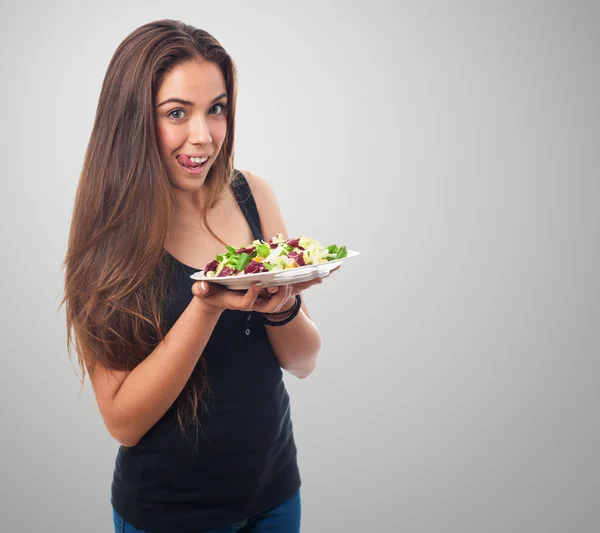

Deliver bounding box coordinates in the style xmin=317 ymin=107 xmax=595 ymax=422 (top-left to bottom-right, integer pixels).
xmin=255 ymin=283 xmax=261 ymax=291
xmin=201 ymin=281 xmax=207 ymax=292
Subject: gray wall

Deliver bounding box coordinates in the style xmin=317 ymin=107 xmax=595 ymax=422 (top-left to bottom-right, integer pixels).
xmin=0 ymin=0 xmax=598 ymax=531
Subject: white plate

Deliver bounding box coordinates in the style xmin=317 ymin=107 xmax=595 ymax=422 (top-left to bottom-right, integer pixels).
xmin=189 ymin=250 xmax=360 ymax=290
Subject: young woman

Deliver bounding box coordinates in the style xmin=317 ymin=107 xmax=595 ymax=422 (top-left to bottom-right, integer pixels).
xmin=62 ymin=19 xmax=338 ymax=533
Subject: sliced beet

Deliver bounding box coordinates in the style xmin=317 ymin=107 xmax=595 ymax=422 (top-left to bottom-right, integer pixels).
xmin=204 ymin=259 xmax=219 ymax=272
xmin=287 ymin=238 xmax=305 ymax=250
xmin=218 ymin=266 xmax=236 ymax=277
xmin=287 ymin=251 xmax=306 ymax=266
xmin=244 ymin=261 xmax=268 ymax=274
xmin=236 ymin=246 xmax=256 ymax=255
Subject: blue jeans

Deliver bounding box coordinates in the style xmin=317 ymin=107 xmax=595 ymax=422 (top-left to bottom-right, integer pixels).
xmin=112 ymin=489 xmax=301 ymax=533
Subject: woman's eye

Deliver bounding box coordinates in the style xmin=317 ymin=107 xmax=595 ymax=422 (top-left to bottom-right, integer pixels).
xmin=210 ymin=102 xmax=227 ymax=115
xmin=167 ymin=109 xmax=186 ymax=120
xmin=167 ymin=103 xmax=227 ymax=120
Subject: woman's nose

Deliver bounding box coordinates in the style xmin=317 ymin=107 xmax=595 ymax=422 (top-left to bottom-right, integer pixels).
xmin=189 ymin=118 xmax=212 ymax=144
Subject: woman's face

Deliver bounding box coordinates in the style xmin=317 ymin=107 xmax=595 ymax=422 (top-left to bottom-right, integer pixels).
xmin=154 ymin=59 xmax=228 ymax=193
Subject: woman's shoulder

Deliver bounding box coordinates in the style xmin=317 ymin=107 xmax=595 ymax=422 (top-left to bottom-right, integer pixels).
xmin=236 ymin=169 xmax=278 ymax=211
xmin=236 ymin=169 xmax=288 ymax=242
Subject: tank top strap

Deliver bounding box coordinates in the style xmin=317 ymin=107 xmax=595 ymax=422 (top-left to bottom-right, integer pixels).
xmin=231 ymin=169 xmax=264 ymax=241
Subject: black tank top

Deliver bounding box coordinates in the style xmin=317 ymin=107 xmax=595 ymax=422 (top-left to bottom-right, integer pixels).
xmin=110 ymin=171 xmax=301 ymax=533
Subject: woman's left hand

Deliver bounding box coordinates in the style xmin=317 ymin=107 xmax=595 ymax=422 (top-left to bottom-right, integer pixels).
xmin=256 ymin=265 xmax=341 ymax=311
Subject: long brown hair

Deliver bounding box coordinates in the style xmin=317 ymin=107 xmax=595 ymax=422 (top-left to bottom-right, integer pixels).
xmin=61 ymin=19 xmax=238 ymax=450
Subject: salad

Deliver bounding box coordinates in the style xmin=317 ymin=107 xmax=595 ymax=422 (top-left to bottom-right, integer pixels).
xmin=204 ymin=233 xmax=347 ymax=278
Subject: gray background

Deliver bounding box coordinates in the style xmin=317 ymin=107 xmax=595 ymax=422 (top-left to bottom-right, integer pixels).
xmin=0 ymin=0 xmax=598 ymax=531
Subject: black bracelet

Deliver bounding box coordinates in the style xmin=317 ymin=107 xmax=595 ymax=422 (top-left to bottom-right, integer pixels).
xmin=261 ymin=294 xmax=302 ymax=327
xmin=264 ymin=296 xmax=298 ymax=315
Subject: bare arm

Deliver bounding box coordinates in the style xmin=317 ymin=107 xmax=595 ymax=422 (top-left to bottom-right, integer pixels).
xmin=264 ymin=304 xmax=322 ymax=378
xmin=89 ymin=278 xmax=286 ymax=447
xmin=89 ymin=297 xmax=222 ymax=447
xmin=242 ymin=170 xmax=323 ymax=378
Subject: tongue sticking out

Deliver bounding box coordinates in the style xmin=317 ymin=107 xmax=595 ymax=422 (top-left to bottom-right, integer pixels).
xmin=177 ymin=155 xmax=202 ymax=168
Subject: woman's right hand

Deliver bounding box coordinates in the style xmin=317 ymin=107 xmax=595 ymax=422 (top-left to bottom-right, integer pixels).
xmin=191 ymin=281 xmax=294 ymax=315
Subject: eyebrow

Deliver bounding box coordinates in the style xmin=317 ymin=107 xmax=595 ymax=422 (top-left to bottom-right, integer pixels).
xmin=156 ymin=93 xmax=227 ymax=108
